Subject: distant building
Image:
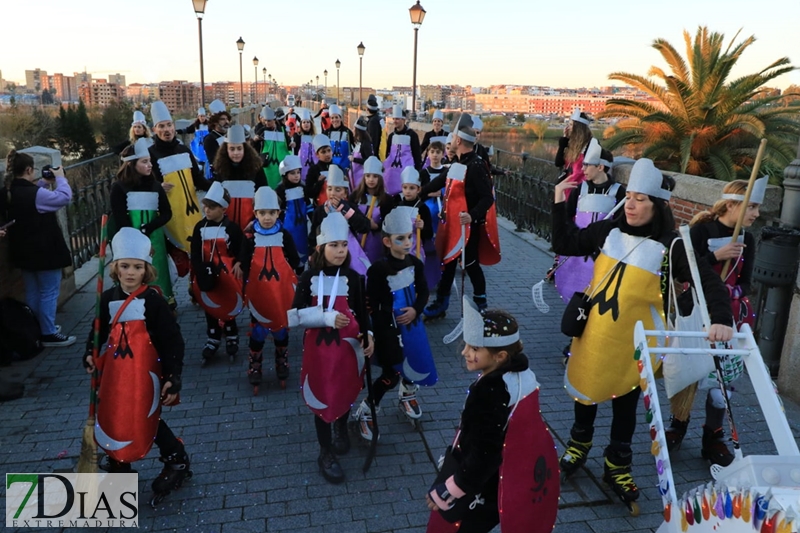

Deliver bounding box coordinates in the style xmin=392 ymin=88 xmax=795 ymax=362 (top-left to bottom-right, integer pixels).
xmin=127 ymin=83 xmax=159 ymax=104
xmin=78 ymin=78 xmax=125 ymax=107
xmin=51 ymin=73 xmax=78 ymax=102
xmin=158 ymin=80 xmax=199 ymax=113
xmin=25 ymin=69 xmax=49 ymax=93
xmin=108 ymin=73 xmax=126 ymax=87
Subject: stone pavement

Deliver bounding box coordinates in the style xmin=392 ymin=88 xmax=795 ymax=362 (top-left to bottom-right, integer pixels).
xmin=3 ymin=219 xmax=800 ymax=533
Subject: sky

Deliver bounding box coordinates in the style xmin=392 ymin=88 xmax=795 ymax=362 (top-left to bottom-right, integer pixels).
xmin=2 ymin=0 xmax=799 ymax=90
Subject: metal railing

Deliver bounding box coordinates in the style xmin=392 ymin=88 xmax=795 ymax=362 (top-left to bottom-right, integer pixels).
xmin=492 ymin=149 xmax=561 ymax=242
xmin=64 ymin=153 xmax=118 ymax=269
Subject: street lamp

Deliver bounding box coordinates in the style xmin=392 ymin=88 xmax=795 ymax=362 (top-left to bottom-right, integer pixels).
xmin=335 ymin=59 xmax=341 ymax=105
xmin=323 ymin=69 xmax=328 ymax=100
xmin=409 ymin=1 xmax=426 ymax=120
xmin=192 ymin=0 xmax=208 ymax=107
xmin=253 ymin=56 xmax=259 ymax=104
xmin=316 ymin=75 xmax=319 ymax=101
xmin=357 ymin=42 xmax=365 ymax=112
xmin=236 ymin=37 xmax=245 ymax=108
xmin=262 ymin=67 xmax=266 ymax=101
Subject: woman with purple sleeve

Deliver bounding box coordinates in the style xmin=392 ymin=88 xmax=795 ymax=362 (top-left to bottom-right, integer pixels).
xmin=2 ymin=150 xmax=76 ymax=347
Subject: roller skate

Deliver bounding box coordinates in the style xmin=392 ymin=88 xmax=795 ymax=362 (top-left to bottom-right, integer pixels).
xmin=559 ymin=439 xmax=592 ymax=481
xmin=422 ymin=295 xmax=449 ymax=322
xmin=398 ymin=381 xmax=422 ymax=422
xmin=701 ymin=426 xmax=734 ymax=467
xmin=318 ymin=446 xmax=344 ymax=484
xmin=150 ymin=442 xmax=192 ymax=508
xmin=247 ymin=350 xmax=263 ymax=395
xmin=225 ymin=336 xmax=239 ymax=362
xmin=472 ymin=294 xmax=488 ymax=312
xmin=274 ymin=348 xmax=289 ymax=389
xmin=355 ymin=399 xmax=379 ymax=442
xmin=332 ymin=417 xmax=350 ymax=456
xmin=665 ymin=416 xmax=690 ymax=452
xmin=201 ymin=339 xmax=220 ymax=367
xmin=603 ymin=447 xmax=640 ymax=516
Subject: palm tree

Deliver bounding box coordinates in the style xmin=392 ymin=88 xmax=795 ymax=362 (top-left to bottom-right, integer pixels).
xmin=600 ymin=27 xmax=799 ymax=181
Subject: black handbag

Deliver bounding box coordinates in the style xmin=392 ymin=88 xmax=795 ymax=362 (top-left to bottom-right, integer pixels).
xmin=560 ymin=291 xmax=592 ymax=337
xmin=429 ymin=446 xmax=476 ymax=524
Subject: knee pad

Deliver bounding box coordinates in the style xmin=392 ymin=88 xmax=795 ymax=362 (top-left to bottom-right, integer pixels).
xmin=250 ymin=323 xmax=268 ymax=344
xmin=708 ymin=387 xmax=729 ymax=409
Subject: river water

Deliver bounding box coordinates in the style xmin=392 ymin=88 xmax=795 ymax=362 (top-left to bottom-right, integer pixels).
xmin=481 ymin=133 xmax=559 ymax=161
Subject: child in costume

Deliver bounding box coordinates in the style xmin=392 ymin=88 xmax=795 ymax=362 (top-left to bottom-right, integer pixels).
xmin=202 ymin=100 xmax=231 ymax=180
xmin=111 ymin=138 xmax=174 ymax=305
xmin=323 ymin=105 xmax=353 ymax=171
xmin=665 ymin=176 xmax=766 ymax=466
xmin=309 ymin=165 xmax=374 ymax=276
xmin=552 ymin=158 xmax=733 ymax=511
xmin=350 ymin=116 xmax=374 ymax=190
xmin=255 ymin=106 xmax=290 ymax=189
xmin=349 ymin=156 xmax=391 ymax=264
xmin=425 ymin=302 xmax=558 ymax=533
xmin=275 ymin=154 xmax=309 ymax=265
xmin=420 ymin=110 xmax=448 ymax=169
xmin=240 ymin=186 xmax=301 ymax=390
xmin=287 ymin=212 xmax=373 ymax=484
xmin=83 ymin=227 xmax=191 ymax=504
xmin=387 ymin=166 xmax=433 ymax=263
xmin=384 ymin=105 xmax=422 ymax=195
xmin=291 ymin=109 xmax=317 ymax=182
xmin=305 ymin=133 xmax=333 ymax=207
xmin=357 ymin=208 xmax=435 ymax=441
xmin=190 ymin=182 xmax=245 ymax=365
xmin=211 ymin=124 xmax=266 ymax=231
xmin=420 ymin=140 xmax=447 ymax=288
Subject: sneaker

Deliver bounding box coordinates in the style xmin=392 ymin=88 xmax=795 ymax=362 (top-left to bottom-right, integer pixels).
xmin=355 ymin=399 xmax=379 ymax=441
xmin=398 ymin=382 xmax=422 ymax=419
xmin=41 ymin=332 xmax=77 ymax=347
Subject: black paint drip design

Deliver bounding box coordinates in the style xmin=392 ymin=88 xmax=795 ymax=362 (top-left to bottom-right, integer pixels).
xmin=592 ymin=262 xmax=626 ymax=322
xmin=178 ymin=169 xmax=200 ymax=216
xmin=391 ymin=146 xmax=403 ymax=168
xmin=258 ymin=247 xmax=280 ymax=281
xmin=113 ymin=323 xmax=134 ymax=359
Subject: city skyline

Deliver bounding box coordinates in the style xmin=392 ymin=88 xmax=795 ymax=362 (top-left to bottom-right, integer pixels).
xmin=2 ymin=0 xmax=799 ymax=91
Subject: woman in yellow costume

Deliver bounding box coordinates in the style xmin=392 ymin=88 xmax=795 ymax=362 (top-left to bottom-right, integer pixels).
xmin=551 ymin=158 xmax=733 ymax=512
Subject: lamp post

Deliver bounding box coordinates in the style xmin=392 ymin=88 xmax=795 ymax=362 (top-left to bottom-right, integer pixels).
xmin=192 ymin=0 xmax=208 ymax=107
xmin=316 ymin=75 xmax=319 ymax=101
xmin=357 ymin=42 xmax=365 ymax=112
xmin=323 ymin=69 xmax=328 ymax=100
xmin=335 ymin=59 xmax=340 ymax=105
xmin=236 ymin=37 xmax=245 ymax=108
xmin=262 ymin=67 xmax=266 ymax=101
xmin=252 ymin=56 xmax=259 ymax=104
xmin=409 ymin=1 xmax=426 ymax=120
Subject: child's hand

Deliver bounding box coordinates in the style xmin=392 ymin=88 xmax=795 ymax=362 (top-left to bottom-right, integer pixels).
xmin=363 ymin=333 xmax=374 ymax=358
xmin=396 ymin=307 xmax=417 ymax=325
xmin=554 ymin=179 xmax=578 ymax=203
xmin=162 ymin=182 xmax=175 ymax=193
xmin=84 ymin=355 xmax=95 ymax=373
xmin=415 ymin=218 xmax=424 ymax=229
xmin=425 ymin=494 xmax=440 ymax=512
xmin=232 ymin=262 xmax=243 ymax=280
xmin=713 ymin=242 xmax=745 ymax=261
xmin=161 ymin=382 xmax=178 ymax=406
xmin=370 ymin=220 xmax=379 ymax=231
xmin=334 ymin=312 xmax=350 ymax=329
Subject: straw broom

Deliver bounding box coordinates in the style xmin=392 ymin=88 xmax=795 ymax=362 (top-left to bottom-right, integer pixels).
xmin=76 ymin=214 xmax=108 ymax=474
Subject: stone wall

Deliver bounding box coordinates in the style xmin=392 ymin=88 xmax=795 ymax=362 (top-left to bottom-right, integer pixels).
xmin=0 ymin=148 xmax=76 ymax=306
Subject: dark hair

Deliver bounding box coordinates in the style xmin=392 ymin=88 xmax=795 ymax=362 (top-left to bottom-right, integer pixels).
xmin=4 ymin=150 xmax=35 ymax=204
xmin=354 ymin=124 xmax=372 ymax=145
xmin=429 ymin=141 xmax=445 ymax=153
xmin=600 ymin=148 xmax=614 ymax=172
xmin=201 ymin=188 xmax=231 ymax=208
xmin=351 ymin=172 xmax=388 ymax=206
xmin=300 ymin=118 xmax=316 ymax=135
xmin=566 ymin=120 xmax=592 ymax=164
xmin=648 ymin=175 xmax=677 ymax=239
xmin=213 ymin=141 xmax=262 ymax=178
xmin=481 ymin=309 xmax=524 ymax=357
xmin=208 ymin=112 xmax=232 ymax=131
xmin=308 ymin=243 xmax=351 ymax=270
xmin=116 ymin=146 xmax=148 ymax=188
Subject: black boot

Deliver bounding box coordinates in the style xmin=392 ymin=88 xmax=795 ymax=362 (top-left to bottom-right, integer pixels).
xmin=701 ymin=426 xmax=734 ymax=466
xmin=332 ymin=417 xmax=350 ymax=455
xmin=318 ymin=447 xmax=344 ymax=484
xmin=665 ymin=416 xmax=690 ymax=452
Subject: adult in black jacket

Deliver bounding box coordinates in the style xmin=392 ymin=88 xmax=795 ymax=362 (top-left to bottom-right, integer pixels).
xmin=2 ymin=150 xmax=75 ymax=347
xmin=202 ymin=100 xmax=231 ymax=178
xmin=365 ymin=94 xmax=383 ymax=156
xmin=148 ymin=102 xmax=209 ymax=192
xmin=386 ymin=110 xmax=422 ymax=170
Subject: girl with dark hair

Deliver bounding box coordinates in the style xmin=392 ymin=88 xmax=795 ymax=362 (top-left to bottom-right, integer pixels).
xmin=425 ymin=302 xmax=558 ymax=533
xmin=665 ymin=177 xmax=765 ymax=466
xmin=291 ymin=110 xmax=317 ymax=183
xmin=3 ymin=150 xmax=75 ymax=347
xmin=552 ymin=158 xmax=733 ymax=512
xmin=349 ymin=116 xmax=374 ymax=190
xmin=111 ymin=139 xmax=174 ymax=304
xmin=212 ymin=125 xmax=266 ymax=231
xmin=287 ymin=212 xmax=373 ymax=485
xmin=349 ymin=156 xmax=389 ymax=263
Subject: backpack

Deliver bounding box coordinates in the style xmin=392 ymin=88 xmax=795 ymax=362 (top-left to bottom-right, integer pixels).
xmin=0 ymin=298 xmax=44 ymax=359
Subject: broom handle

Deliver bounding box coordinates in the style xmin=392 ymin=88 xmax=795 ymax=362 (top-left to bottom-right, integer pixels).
xmin=89 ymin=215 xmax=109 ymax=419
xmin=360 ymin=195 xmax=377 ymax=248
xmin=720 ymin=139 xmax=767 ymax=279
xmin=415 ymin=215 xmax=422 ymax=259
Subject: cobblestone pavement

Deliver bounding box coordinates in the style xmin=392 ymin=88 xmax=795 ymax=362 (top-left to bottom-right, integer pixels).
xmin=3 ymin=219 xmax=799 ymax=533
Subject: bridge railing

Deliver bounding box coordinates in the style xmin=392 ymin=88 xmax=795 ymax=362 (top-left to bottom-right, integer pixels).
xmin=65 ymin=153 xmax=118 ymax=269
xmin=492 ymin=149 xmax=561 ymax=242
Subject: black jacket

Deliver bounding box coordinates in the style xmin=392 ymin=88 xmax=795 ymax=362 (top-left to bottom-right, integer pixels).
xmin=308 ymin=202 xmax=372 ymax=251
xmin=366 ymin=112 xmax=383 ymax=156
xmin=84 ymin=286 xmax=185 ymax=382
xmin=421 ymin=151 xmax=494 ymax=224
xmin=202 ymin=130 xmax=225 ymax=174
xmin=551 ymin=202 xmax=733 ymax=325
xmin=366 ymin=253 xmax=428 ymax=367
xmin=691 ymin=220 xmax=755 ymax=295
xmin=386 ymin=125 xmax=422 ymax=170
xmin=386 ymin=195 xmax=434 ymax=242
xmin=148 ymin=136 xmax=209 ymax=191
xmin=5 ymin=179 xmax=71 ymax=271
xmin=420 ymin=128 xmax=446 ymax=154
xmin=110 ymin=176 xmax=172 ymax=237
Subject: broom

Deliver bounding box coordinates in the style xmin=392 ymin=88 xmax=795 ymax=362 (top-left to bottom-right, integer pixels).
xmin=76 ymin=214 xmax=108 ymax=474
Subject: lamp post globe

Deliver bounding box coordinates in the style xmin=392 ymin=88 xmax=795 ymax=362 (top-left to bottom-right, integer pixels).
xmin=409 ymin=1 xmax=426 ymax=120
xmin=236 ymin=37 xmax=245 ymax=108
xmin=335 ymin=59 xmax=341 ymax=105
xmin=357 ymin=42 xmax=365 ymax=112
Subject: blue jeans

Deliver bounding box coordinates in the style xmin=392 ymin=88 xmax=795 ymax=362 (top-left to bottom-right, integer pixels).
xmin=22 ymin=269 xmax=63 ymax=335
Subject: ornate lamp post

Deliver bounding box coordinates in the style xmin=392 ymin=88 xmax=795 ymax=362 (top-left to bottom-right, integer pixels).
xmin=262 ymin=67 xmax=266 ymax=101
xmin=323 ymin=69 xmax=328 ymax=100
xmin=335 ymin=59 xmax=341 ymax=105
xmin=192 ymin=0 xmax=208 ymax=107
xmin=409 ymin=1 xmax=426 ymax=119
xmin=236 ymin=37 xmax=245 ymax=108
xmin=253 ymin=56 xmax=259 ymax=104
xmin=357 ymin=42 xmax=365 ymax=112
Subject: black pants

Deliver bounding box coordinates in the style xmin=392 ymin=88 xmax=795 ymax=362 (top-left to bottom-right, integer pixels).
xmin=205 ymin=313 xmax=238 ymax=340
xmin=369 ymin=364 xmax=414 ymax=407
xmin=437 ymin=227 xmax=486 ymax=299
xmin=154 ymin=419 xmax=182 ymax=457
xmin=573 ymin=387 xmax=641 ymax=445
xmin=314 ymin=414 xmax=348 ymax=449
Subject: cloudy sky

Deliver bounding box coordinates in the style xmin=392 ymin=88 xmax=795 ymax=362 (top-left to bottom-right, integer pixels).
xmin=4 ymin=0 xmax=799 ymax=90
